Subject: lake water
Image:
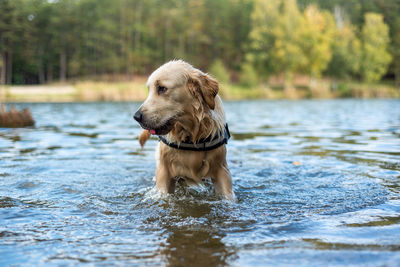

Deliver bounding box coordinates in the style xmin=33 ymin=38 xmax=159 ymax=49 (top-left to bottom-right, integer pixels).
xmin=1 ymin=100 xmax=400 ymax=266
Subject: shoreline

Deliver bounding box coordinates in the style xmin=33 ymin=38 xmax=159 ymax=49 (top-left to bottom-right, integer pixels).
xmin=1 ymin=80 xmax=399 ymax=102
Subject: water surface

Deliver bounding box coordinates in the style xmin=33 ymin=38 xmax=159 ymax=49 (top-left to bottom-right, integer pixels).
xmin=1 ymin=100 xmax=400 ymax=266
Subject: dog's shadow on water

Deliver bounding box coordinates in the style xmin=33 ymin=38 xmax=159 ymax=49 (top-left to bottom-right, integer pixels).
xmin=138 ymin=182 xmax=238 ymax=266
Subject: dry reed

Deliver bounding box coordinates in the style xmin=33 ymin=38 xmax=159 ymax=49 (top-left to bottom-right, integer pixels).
xmin=0 ymin=104 xmax=35 ymax=128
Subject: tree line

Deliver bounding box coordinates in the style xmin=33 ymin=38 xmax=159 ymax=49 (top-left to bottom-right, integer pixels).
xmin=0 ymin=0 xmax=399 ymax=87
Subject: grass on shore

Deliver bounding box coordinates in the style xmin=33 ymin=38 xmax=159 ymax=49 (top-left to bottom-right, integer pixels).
xmin=74 ymin=81 xmax=147 ymax=101
xmin=0 ymin=78 xmax=399 ymax=102
xmin=220 ymin=80 xmax=399 ymax=100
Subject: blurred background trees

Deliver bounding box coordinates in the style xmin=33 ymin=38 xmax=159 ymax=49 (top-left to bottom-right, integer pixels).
xmin=360 ymin=13 xmax=391 ymax=83
xmin=0 ymin=0 xmax=398 ymax=87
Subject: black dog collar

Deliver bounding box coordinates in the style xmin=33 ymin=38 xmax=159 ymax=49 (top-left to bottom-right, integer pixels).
xmin=158 ymin=124 xmax=231 ymax=151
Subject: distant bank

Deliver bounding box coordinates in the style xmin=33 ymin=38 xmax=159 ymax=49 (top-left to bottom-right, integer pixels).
xmin=1 ymin=80 xmax=399 ymax=102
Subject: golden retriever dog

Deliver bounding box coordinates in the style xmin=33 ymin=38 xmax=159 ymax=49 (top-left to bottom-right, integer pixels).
xmin=134 ymin=60 xmax=234 ymax=201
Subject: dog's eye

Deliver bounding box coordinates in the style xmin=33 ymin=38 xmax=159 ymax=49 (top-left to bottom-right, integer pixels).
xmin=157 ymin=85 xmax=168 ymax=95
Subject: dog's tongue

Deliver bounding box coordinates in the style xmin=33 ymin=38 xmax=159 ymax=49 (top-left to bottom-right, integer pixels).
xmin=149 ymin=129 xmax=156 ymax=135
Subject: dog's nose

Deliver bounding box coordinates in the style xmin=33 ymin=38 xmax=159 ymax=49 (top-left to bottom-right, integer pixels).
xmin=133 ymin=110 xmax=143 ymax=123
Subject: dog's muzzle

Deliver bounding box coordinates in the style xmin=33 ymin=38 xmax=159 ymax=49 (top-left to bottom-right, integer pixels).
xmin=133 ymin=110 xmax=143 ymax=123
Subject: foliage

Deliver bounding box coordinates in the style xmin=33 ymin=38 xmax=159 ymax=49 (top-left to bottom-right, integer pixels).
xmin=249 ymin=0 xmax=307 ymax=89
xmin=301 ymin=5 xmax=336 ymax=78
xmin=0 ymin=0 xmax=399 ymax=86
xmin=327 ymin=24 xmax=361 ymax=79
xmin=360 ymin=13 xmax=392 ymax=83
xmin=247 ymin=0 xmax=280 ymax=76
xmin=209 ymin=60 xmax=230 ymax=83
xmin=239 ymin=63 xmax=258 ymax=88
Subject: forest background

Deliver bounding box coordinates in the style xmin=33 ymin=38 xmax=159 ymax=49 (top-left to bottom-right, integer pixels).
xmin=1 ymin=0 xmax=400 ymax=101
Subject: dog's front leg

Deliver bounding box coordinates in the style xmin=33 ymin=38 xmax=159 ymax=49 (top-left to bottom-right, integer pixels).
xmin=155 ymin=163 xmax=176 ymax=194
xmin=213 ymin=164 xmax=235 ymax=201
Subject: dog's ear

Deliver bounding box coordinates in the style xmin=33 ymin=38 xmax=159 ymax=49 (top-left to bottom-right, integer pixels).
xmin=199 ymin=74 xmax=219 ymax=110
xmin=188 ymin=73 xmax=219 ymax=110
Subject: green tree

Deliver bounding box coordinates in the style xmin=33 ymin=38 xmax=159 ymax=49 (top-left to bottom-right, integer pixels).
xmin=0 ymin=0 xmax=24 ymax=84
xmin=301 ymin=5 xmax=335 ymax=84
xmin=361 ymin=13 xmax=391 ymax=83
xmin=26 ymin=0 xmax=56 ymax=83
xmin=301 ymin=0 xmax=399 ymax=85
xmin=249 ymin=0 xmax=306 ymax=90
xmin=391 ymin=17 xmax=400 ymax=87
xmin=375 ymin=0 xmax=400 ymax=87
xmin=209 ymin=59 xmax=230 ymax=83
xmin=1 ymin=0 xmax=399 ymax=87
xmin=239 ymin=62 xmax=258 ymax=88
xmin=327 ymin=23 xmax=361 ymax=79
xmin=247 ymin=0 xmax=280 ymax=77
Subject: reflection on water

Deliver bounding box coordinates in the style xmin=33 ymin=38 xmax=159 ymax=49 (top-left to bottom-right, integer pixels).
xmin=0 ymin=100 xmax=400 ymax=266
xmin=157 ymin=196 xmax=235 ymax=267
xmin=162 ymin=227 xmax=233 ymax=267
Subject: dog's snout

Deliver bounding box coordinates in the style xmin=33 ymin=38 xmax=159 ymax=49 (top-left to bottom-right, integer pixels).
xmin=133 ymin=110 xmax=143 ymax=123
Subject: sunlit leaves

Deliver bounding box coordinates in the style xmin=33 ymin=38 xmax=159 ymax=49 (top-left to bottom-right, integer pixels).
xmin=361 ymin=13 xmax=392 ymax=83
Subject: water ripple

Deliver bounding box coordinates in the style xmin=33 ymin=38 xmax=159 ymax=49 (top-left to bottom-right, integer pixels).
xmin=0 ymin=100 xmax=399 ymax=266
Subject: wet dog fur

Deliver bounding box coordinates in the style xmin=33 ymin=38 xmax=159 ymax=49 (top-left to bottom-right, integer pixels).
xmin=134 ymin=60 xmax=235 ymax=200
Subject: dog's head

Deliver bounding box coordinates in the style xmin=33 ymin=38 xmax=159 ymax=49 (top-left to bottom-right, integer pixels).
xmin=134 ymin=60 xmax=219 ymax=135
